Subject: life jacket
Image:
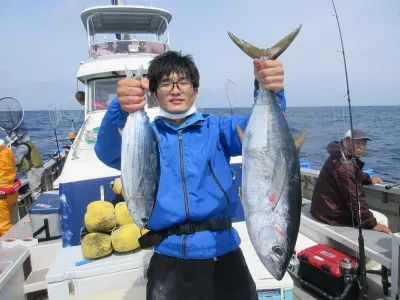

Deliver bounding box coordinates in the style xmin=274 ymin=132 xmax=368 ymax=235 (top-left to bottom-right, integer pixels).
xmin=17 ymin=141 xmax=44 ymax=173
xmin=0 ymin=145 xmax=20 ymax=197
xmin=0 ymin=146 xmax=17 ymax=188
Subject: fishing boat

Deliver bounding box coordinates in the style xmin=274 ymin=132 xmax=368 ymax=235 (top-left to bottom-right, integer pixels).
xmin=0 ymin=3 xmax=399 ymax=300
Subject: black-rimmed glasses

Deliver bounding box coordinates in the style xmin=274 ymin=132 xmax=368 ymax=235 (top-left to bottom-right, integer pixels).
xmin=158 ymin=79 xmax=192 ymax=92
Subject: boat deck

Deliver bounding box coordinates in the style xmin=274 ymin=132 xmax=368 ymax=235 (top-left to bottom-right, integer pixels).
xmin=25 ymin=272 xmax=391 ymax=300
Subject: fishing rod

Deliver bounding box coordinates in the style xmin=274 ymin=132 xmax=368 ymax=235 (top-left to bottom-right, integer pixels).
xmin=225 ymin=79 xmax=236 ymax=116
xmin=48 ymin=105 xmax=62 ymax=171
xmin=331 ymin=1 xmax=368 ymax=298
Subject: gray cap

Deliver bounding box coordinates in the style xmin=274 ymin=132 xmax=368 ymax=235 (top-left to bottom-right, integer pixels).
xmin=343 ymin=129 xmax=371 ymax=141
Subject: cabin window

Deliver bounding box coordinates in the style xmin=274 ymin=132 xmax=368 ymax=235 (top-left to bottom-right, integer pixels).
xmin=87 ymin=78 xmax=159 ymax=113
xmin=88 ymin=78 xmax=119 ymax=112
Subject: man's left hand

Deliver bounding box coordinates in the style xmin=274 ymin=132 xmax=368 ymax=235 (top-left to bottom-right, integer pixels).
xmin=253 ymin=59 xmax=284 ymax=93
xmin=371 ymin=177 xmax=382 ymax=184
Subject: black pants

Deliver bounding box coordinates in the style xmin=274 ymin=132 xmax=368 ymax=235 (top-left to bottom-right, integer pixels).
xmin=146 ymin=247 xmax=258 ymax=300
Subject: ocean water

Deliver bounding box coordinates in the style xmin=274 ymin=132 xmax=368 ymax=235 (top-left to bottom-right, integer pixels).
xmin=1 ymin=106 xmax=399 ymax=183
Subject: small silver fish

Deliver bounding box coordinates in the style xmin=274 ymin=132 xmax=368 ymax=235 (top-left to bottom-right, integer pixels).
xmin=121 ymin=66 xmax=160 ymax=229
xmin=229 ymin=25 xmax=303 ymax=280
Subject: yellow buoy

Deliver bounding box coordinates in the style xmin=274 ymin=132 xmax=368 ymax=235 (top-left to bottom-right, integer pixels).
xmin=84 ymin=186 xmax=116 ymax=232
xmin=111 ymin=223 xmax=142 ymax=252
xmin=111 ymin=177 xmax=124 ymax=198
xmin=115 ymin=202 xmax=133 ymax=226
xmin=81 ymin=233 xmax=113 ymax=259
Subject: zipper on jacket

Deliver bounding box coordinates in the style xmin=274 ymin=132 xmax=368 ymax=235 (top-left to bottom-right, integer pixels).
xmin=208 ymin=160 xmax=230 ymax=210
xmin=182 ymin=235 xmax=188 ymax=257
xmin=179 ymin=133 xmax=190 ymax=220
xmin=179 ymin=132 xmax=190 ymax=258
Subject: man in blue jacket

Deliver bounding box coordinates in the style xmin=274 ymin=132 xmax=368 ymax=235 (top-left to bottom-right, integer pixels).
xmin=95 ymin=51 xmax=286 ymax=300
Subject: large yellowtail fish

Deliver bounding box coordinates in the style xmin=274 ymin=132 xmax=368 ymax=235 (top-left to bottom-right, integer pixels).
xmin=229 ymin=25 xmax=303 ymax=280
xmin=121 ymin=66 xmax=160 ymax=229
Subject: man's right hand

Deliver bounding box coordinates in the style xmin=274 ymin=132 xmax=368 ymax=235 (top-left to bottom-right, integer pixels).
xmin=117 ymin=77 xmax=149 ymax=112
xmin=371 ymin=177 xmax=382 ymax=184
xmin=372 ymin=224 xmax=392 ymax=234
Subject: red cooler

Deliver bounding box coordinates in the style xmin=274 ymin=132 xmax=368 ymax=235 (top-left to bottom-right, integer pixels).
xmin=297 ymin=244 xmax=359 ymax=299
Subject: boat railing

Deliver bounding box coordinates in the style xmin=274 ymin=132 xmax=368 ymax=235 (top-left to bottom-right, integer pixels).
xmin=70 ymin=115 xmax=96 ymax=160
xmin=89 ymin=40 xmax=169 ymax=58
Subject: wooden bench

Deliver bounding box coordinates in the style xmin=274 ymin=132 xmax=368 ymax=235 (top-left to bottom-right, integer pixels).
xmin=300 ymin=202 xmax=397 ymax=298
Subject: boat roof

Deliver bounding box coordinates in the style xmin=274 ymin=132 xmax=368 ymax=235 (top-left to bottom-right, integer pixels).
xmin=81 ymin=5 xmax=172 ymax=35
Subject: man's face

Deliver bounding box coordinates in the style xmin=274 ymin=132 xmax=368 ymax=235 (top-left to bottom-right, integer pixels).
xmin=152 ymin=72 xmax=198 ymax=114
xmin=344 ymin=138 xmax=367 ymax=158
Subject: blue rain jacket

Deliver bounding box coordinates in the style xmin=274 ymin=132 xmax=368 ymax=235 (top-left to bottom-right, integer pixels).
xmin=95 ymin=90 xmax=286 ymax=259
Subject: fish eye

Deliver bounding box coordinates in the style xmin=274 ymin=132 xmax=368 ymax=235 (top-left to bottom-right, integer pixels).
xmin=272 ymin=245 xmax=286 ymax=258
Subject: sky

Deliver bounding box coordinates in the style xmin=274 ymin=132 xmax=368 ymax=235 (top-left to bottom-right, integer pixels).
xmin=0 ymin=0 xmax=399 ymax=110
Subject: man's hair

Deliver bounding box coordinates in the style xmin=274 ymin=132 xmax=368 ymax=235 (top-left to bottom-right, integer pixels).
xmin=75 ymin=91 xmax=85 ymax=106
xmin=147 ymin=51 xmax=200 ymax=93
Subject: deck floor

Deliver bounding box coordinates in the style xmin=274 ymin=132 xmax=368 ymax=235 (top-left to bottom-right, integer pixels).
xmin=28 ymin=274 xmax=391 ymax=300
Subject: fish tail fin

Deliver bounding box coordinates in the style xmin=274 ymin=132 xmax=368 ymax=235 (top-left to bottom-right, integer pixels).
xmin=236 ymin=124 xmax=245 ymax=143
xmin=228 ymin=24 xmax=302 ymax=60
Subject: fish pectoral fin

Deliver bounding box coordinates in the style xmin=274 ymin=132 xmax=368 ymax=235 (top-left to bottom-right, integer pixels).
xmin=138 ymin=177 xmax=145 ymax=197
xmin=264 ymin=150 xmax=286 ymax=210
xmin=228 ymin=24 xmax=302 ymax=60
xmin=236 ymin=124 xmax=245 ymax=144
xmin=295 ymin=132 xmax=307 ymax=150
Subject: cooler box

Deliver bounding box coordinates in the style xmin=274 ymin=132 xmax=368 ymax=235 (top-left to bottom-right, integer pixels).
xmin=29 ymin=191 xmax=62 ymax=242
xmin=299 ymin=160 xmax=312 ymax=169
xmin=46 ymin=246 xmax=153 ymax=300
xmin=297 ymin=244 xmax=358 ymax=299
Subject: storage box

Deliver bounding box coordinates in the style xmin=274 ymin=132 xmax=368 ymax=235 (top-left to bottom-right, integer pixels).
xmin=20 ymin=237 xmax=38 ymax=248
xmin=1 ymin=238 xmax=21 ymax=248
xmin=297 ymin=244 xmax=358 ymax=299
xmin=46 ymin=246 xmax=153 ymax=300
xmin=29 ymin=191 xmax=62 ymax=242
xmin=299 ymin=160 xmax=312 ymax=169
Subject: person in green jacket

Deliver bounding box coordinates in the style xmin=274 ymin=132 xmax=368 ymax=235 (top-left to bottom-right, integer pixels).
xmin=7 ymin=128 xmax=44 ymax=201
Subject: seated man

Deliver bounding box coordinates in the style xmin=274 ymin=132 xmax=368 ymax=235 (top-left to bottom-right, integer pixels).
xmin=311 ymin=129 xmax=391 ymax=234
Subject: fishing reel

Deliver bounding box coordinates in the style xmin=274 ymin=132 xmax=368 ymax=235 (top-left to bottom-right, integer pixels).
xmin=339 ymin=258 xmax=356 ymax=282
